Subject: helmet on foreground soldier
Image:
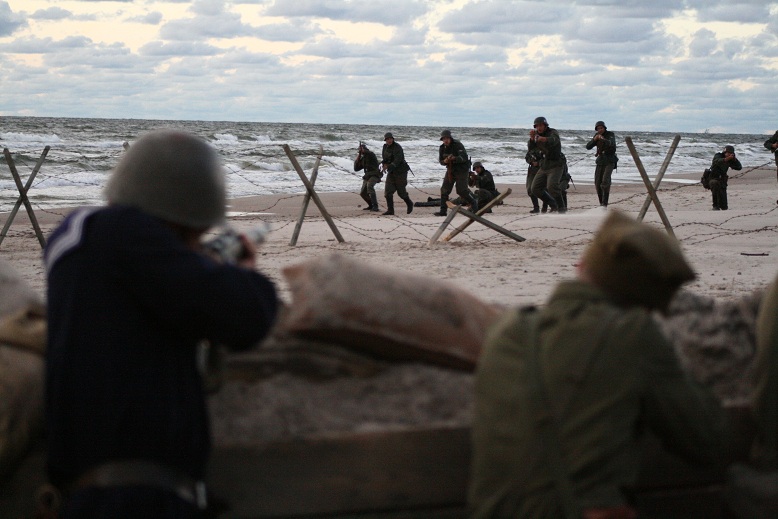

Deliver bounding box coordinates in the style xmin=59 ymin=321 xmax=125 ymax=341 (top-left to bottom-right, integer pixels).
xmin=533 ymin=116 xmax=548 ymax=127
xmin=595 ymin=121 xmax=607 ymax=130
xmin=581 ymin=211 xmax=695 ymax=314
xmin=105 ymin=130 xmax=226 ymax=229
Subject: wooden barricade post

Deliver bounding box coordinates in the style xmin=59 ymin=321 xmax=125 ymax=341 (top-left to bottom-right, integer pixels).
xmin=443 ymin=188 xmax=513 ymax=242
xmin=282 ymin=144 xmax=345 ymax=244
xmin=0 ymin=147 xmax=50 ymax=249
xmin=637 ymin=134 xmax=681 ymax=221
xmin=289 ymin=146 xmax=323 ymax=246
xmin=625 ymin=137 xmax=676 ymax=238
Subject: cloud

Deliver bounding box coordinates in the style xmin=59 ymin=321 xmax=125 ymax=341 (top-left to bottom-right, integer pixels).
xmin=265 ymin=0 xmax=428 ymax=25
xmin=0 ymin=1 xmax=26 ymax=37
xmin=126 ymin=11 xmax=163 ymax=25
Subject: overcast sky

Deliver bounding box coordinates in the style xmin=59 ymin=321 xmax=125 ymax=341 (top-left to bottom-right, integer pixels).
xmin=1 ymin=0 xmax=776 ymax=134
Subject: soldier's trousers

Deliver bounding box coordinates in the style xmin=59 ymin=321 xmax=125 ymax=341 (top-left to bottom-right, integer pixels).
xmin=360 ymin=176 xmax=380 ymax=199
xmin=594 ymin=163 xmax=615 ymax=204
xmin=530 ymin=165 xmax=564 ymax=200
xmin=384 ymin=173 xmax=409 ymax=199
xmin=441 ymin=170 xmax=471 ymax=201
xmin=710 ymin=178 xmax=728 ymax=209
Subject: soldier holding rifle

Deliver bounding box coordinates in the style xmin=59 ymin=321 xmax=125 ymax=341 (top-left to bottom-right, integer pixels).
xmin=354 ymin=141 xmax=381 ymax=212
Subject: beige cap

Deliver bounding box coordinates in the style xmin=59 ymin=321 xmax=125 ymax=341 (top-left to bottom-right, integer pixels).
xmin=582 ymin=211 xmax=695 ymax=313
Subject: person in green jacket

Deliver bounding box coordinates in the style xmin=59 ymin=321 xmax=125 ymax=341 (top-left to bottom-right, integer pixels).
xmin=469 ymin=210 xmax=730 ymax=519
xmin=380 ymin=132 xmax=414 ymax=215
xmin=707 ymin=145 xmax=742 ymax=210
xmin=585 ymin=121 xmax=618 ymax=207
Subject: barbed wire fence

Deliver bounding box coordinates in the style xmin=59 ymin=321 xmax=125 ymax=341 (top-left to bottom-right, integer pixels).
xmin=1 ymin=145 xmax=776 ymax=249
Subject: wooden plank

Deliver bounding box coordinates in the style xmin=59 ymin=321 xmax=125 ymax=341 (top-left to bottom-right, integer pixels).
xmin=625 ymin=137 xmax=676 ymax=237
xmin=454 ymin=207 xmax=525 ymax=243
xmin=427 ymin=206 xmax=460 ymax=246
xmin=207 ymin=427 xmax=471 ymax=518
xmin=289 ymin=146 xmax=323 ymax=246
xmin=0 ymin=147 xmax=50 ymax=248
xmin=442 ymin=188 xmax=512 ymax=242
xmin=637 ymin=135 xmax=681 ymax=221
xmin=283 ymin=144 xmax=345 ymax=243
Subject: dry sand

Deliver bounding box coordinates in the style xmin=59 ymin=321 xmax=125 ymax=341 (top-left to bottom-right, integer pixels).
xmin=4 ymin=166 xmax=777 ymax=307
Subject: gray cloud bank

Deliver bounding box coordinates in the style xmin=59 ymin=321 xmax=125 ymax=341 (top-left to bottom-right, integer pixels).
xmin=0 ymin=0 xmax=776 ymax=133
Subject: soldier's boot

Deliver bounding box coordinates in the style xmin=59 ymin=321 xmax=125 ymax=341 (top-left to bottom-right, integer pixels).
xmin=597 ymin=189 xmax=603 ymax=205
xmin=382 ymin=197 xmax=395 ymax=215
xmin=369 ymin=193 xmax=380 ymax=212
xmin=601 ymin=189 xmax=610 ymax=207
xmin=434 ymin=197 xmax=448 ymax=216
xmin=552 ymin=193 xmax=566 ymax=213
xmin=466 ymin=192 xmax=479 ymax=214
xmin=541 ymin=201 xmax=548 ymax=213
xmin=401 ymin=194 xmax=414 ymax=214
xmin=361 ymin=193 xmax=372 ymax=209
xmin=540 ymin=191 xmax=558 ymax=213
xmin=712 ymin=192 xmax=719 ymax=210
xmin=529 ymin=195 xmax=540 ymax=213
xmin=719 ymin=189 xmax=728 ymax=210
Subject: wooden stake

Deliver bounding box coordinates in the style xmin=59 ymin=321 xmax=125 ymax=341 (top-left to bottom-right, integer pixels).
xmin=289 ymin=146 xmax=323 ymax=246
xmin=283 ymin=144 xmax=345 ymax=244
xmin=625 ymin=137 xmax=676 ymax=237
xmin=637 ymin=135 xmax=681 ymax=221
xmin=454 ymin=207 xmax=525 ymax=243
xmin=443 ymin=188 xmax=512 ymax=242
xmin=0 ymin=147 xmax=50 ymax=249
xmin=427 ymin=206 xmax=460 ymax=246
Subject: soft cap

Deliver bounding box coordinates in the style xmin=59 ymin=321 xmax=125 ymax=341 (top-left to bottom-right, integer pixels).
xmin=582 ymin=211 xmax=695 ymax=313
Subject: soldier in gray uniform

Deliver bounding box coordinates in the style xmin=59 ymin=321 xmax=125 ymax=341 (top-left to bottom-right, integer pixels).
xmin=708 ymin=145 xmax=742 ymax=210
xmin=354 ymin=142 xmax=381 ymax=212
xmin=528 ymin=117 xmax=566 ymax=213
xmin=585 ymin=121 xmax=618 ymax=207
xmin=380 ymin=132 xmax=414 ymax=215
xmin=435 ymin=129 xmax=479 ymax=216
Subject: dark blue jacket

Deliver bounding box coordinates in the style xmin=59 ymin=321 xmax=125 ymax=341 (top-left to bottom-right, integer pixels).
xmin=44 ymin=205 xmax=278 ymax=487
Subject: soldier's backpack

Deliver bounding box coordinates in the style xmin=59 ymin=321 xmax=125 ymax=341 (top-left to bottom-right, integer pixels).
xmin=701 ymin=169 xmax=711 ymax=190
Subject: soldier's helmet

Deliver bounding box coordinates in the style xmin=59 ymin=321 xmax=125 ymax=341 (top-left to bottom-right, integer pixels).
xmin=595 ymin=121 xmax=607 ymax=130
xmin=384 ymin=132 xmax=394 ymax=140
xmin=105 ymin=130 xmax=226 ymax=229
xmin=724 ymin=145 xmax=735 ymax=154
xmin=473 ymin=161 xmax=483 ymax=169
xmin=440 ymin=129 xmax=453 ymax=141
xmin=533 ymin=116 xmax=548 ymax=127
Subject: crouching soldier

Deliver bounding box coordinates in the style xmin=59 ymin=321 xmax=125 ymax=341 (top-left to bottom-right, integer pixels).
xmin=469 ymin=211 xmax=730 ymax=518
xmin=469 ymin=161 xmax=500 ymax=212
xmin=354 ymin=142 xmax=381 ymax=212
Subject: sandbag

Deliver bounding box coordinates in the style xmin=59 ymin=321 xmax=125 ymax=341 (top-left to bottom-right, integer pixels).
xmin=0 ymin=259 xmax=46 ymax=483
xmin=279 ymin=253 xmax=504 ymax=370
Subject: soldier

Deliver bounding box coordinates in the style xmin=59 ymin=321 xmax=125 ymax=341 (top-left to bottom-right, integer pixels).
xmin=469 ymin=211 xmax=729 ymax=519
xmin=525 ymin=148 xmax=544 ymax=213
xmin=435 ymin=129 xmax=479 ymax=216
xmin=44 ymin=130 xmax=279 ymax=518
xmin=585 ymin=121 xmax=618 ymax=207
xmin=528 ymin=117 xmax=566 ymax=213
xmin=708 ymin=145 xmax=742 ymax=210
xmin=380 ymin=132 xmax=414 ymax=215
xmin=354 ymin=142 xmax=381 ymax=212
xmin=469 ymin=161 xmax=499 ymax=212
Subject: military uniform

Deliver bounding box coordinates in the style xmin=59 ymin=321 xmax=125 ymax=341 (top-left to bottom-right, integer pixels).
xmin=354 ymin=146 xmax=381 ymax=211
xmin=436 ymin=130 xmax=478 ymax=216
xmin=470 ymin=163 xmax=499 ymax=209
xmin=753 ymin=272 xmax=778 ymax=470
xmin=525 ymin=149 xmax=543 ymax=213
xmin=469 ymin=211 xmax=728 ymax=519
xmin=708 ymin=147 xmax=742 ymax=210
xmin=585 ymin=122 xmax=618 ymax=207
xmin=381 ymin=134 xmax=413 ymax=215
xmin=528 ymin=124 xmax=565 ymax=212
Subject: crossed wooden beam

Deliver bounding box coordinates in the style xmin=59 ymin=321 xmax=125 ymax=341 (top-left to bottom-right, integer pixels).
xmin=0 ymin=147 xmax=50 ymax=249
xmin=625 ymin=135 xmax=681 ymax=237
xmin=428 ymin=188 xmax=524 ymax=245
xmin=283 ymin=144 xmax=344 ymax=246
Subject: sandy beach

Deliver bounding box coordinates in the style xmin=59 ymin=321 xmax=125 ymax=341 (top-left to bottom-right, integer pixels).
xmin=2 ymin=166 xmax=777 ymax=308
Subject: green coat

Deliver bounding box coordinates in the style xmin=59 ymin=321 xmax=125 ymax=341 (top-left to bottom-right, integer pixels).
xmin=469 ymin=280 xmax=729 ymax=518
xmin=585 ymin=130 xmax=618 ymax=166
xmin=765 ymin=131 xmax=778 ymax=160
xmin=527 ymin=128 xmax=563 ymax=170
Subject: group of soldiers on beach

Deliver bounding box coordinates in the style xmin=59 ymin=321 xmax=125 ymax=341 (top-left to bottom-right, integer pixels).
xmin=355 ymin=120 xmax=778 ymax=215
xmin=4 ymin=126 xmax=778 ymax=519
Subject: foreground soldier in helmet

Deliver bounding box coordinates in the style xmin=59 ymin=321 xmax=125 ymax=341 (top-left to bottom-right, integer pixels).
xmin=44 ymin=130 xmax=279 ymax=518
xmin=469 ymin=211 xmax=729 ymax=519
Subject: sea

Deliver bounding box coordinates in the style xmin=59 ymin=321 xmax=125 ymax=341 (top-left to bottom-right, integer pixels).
xmin=0 ymin=116 xmax=773 ymax=213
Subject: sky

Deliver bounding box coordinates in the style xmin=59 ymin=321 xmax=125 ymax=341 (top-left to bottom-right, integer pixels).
xmin=1 ymin=0 xmax=777 ymax=134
